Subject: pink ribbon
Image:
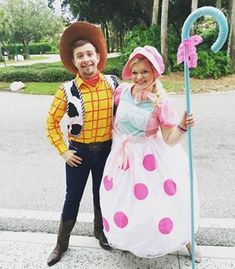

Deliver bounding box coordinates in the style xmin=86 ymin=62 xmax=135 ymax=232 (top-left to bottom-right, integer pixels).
xmin=134 ymin=90 xmax=158 ymax=103
xmin=107 ymin=135 xmax=131 ymax=178
xmin=177 ymin=35 xmax=203 ymax=68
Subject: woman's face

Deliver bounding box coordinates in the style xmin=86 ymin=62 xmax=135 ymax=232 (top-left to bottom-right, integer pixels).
xmin=130 ymin=59 xmax=155 ymax=91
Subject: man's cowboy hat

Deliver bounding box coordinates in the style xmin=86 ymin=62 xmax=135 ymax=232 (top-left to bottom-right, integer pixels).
xmin=122 ymin=45 xmax=165 ymax=80
xmin=60 ymin=21 xmax=107 ymax=74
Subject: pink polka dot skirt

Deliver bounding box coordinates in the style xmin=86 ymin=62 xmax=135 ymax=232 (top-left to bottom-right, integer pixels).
xmin=100 ymin=134 xmax=197 ymax=258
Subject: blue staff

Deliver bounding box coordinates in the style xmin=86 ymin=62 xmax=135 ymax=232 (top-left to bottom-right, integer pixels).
xmin=178 ymin=6 xmax=228 ymax=269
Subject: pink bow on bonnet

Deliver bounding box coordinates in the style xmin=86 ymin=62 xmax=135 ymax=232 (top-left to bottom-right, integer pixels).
xmin=122 ymin=45 xmax=165 ymax=80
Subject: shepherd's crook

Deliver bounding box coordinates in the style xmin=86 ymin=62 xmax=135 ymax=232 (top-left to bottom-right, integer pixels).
xmin=179 ymin=6 xmax=228 ymax=269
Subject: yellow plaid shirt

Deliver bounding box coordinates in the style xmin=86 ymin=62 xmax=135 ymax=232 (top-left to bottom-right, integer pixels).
xmin=46 ymin=73 xmax=113 ymax=154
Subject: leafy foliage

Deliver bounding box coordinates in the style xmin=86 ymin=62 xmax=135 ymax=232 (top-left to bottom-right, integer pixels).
xmin=64 ymin=0 xmax=148 ymax=29
xmin=191 ymin=51 xmax=232 ymax=79
xmin=6 ymin=43 xmax=53 ymax=55
xmin=1 ymin=0 xmax=63 ymax=59
xmin=0 ymin=62 xmax=73 ymax=82
xmin=121 ymin=25 xmax=160 ymax=63
xmin=0 ymin=58 xmax=123 ymax=82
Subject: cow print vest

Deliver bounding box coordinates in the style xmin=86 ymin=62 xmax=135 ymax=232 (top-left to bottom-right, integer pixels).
xmin=62 ymin=75 xmax=119 ymax=137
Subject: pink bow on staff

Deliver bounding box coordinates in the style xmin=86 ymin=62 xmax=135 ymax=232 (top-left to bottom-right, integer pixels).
xmin=177 ymin=35 xmax=203 ymax=68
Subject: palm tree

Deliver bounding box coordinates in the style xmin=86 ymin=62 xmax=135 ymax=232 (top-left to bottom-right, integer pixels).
xmin=191 ymin=0 xmax=198 ymax=12
xmin=152 ymin=0 xmax=160 ymax=25
xmin=227 ymin=0 xmax=235 ymax=71
xmin=216 ymin=0 xmax=222 ymax=9
xmin=161 ymin=0 xmax=169 ymax=68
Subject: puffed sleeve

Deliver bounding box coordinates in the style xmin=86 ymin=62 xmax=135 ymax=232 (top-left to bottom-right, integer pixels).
xmin=157 ymin=98 xmax=179 ymax=127
xmin=114 ymin=83 xmax=129 ymax=106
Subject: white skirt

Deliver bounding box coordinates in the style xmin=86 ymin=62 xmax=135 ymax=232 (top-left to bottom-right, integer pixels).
xmin=100 ymin=133 xmax=199 ymax=258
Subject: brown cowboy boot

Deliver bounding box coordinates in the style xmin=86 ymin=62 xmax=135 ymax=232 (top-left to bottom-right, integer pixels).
xmin=47 ymin=219 xmax=76 ymax=266
xmin=94 ymin=208 xmax=112 ymax=250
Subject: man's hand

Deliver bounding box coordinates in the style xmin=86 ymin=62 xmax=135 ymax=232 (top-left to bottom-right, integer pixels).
xmin=61 ymin=150 xmax=83 ymax=167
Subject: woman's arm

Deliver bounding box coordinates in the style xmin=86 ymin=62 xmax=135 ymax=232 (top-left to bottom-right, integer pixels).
xmin=160 ymin=112 xmax=195 ymax=146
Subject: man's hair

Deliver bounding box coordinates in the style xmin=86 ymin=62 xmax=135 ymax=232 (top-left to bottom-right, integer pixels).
xmin=72 ymin=39 xmax=98 ymax=53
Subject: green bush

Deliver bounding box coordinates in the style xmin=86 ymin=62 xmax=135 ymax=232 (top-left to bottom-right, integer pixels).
xmin=104 ymin=56 xmax=122 ymax=77
xmin=0 ymin=57 xmax=123 ymax=82
xmin=0 ymin=69 xmax=38 ymax=82
xmin=121 ymin=25 xmax=161 ymax=64
xmin=191 ymin=50 xmax=232 ymax=79
xmin=6 ymin=42 xmax=53 ymax=55
xmin=120 ymin=24 xmax=232 ymax=78
xmin=28 ymin=43 xmax=52 ymax=54
xmin=0 ymin=62 xmax=73 ymax=82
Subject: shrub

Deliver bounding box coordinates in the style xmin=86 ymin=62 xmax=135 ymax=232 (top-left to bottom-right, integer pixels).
xmin=104 ymin=56 xmax=122 ymax=77
xmin=191 ymin=50 xmax=232 ymax=79
xmin=6 ymin=42 xmax=53 ymax=55
xmin=0 ymin=58 xmax=123 ymax=83
xmin=121 ymin=24 xmax=161 ymax=65
xmin=120 ymin=24 xmax=232 ymax=78
xmin=28 ymin=43 xmax=52 ymax=54
xmin=0 ymin=62 xmax=73 ymax=82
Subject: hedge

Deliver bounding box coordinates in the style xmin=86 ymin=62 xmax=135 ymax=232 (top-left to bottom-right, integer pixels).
xmin=5 ymin=42 xmax=53 ymax=55
xmin=0 ymin=57 xmax=122 ymax=82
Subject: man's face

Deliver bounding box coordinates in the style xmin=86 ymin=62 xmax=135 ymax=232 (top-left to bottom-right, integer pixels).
xmin=72 ymin=43 xmax=100 ymax=79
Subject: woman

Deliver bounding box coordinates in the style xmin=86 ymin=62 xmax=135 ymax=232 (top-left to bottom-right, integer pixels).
xmin=100 ymin=45 xmax=201 ymax=262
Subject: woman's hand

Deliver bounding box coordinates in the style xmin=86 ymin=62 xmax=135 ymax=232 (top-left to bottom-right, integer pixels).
xmin=61 ymin=150 xmax=83 ymax=167
xmin=179 ymin=111 xmax=195 ymax=130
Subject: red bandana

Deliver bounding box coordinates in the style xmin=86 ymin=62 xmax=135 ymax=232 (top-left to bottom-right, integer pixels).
xmin=83 ymin=73 xmax=99 ymax=87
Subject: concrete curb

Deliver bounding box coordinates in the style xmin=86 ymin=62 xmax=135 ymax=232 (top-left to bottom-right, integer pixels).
xmin=1 ymin=231 xmax=235 ymax=260
xmin=0 ymin=209 xmax=235 ymax=247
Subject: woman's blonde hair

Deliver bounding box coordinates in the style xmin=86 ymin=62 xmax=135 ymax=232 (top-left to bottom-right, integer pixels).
xmin=129 ymin=57 xmax=167 ymax=106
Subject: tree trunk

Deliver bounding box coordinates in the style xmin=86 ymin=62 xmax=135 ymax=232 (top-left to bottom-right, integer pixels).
xmin=191 ymin=0 xmax=198 ymax=34
xmin=191 ymin=0 xmax=198 ymax=12
xmin=136 ymin=0 xmax=153 ymax=26
xmin=151 ymin=0 xmax=160 ymax=25
xmin=227 ymin=0 xmax=235 ymax=71
xmin=216 ymin=0 xmax=222 ymax=9
xmin=23 ymin=39 xmax=30 ymax=59
xmin=104 ymin=22 xmax=110 ymax=53
xmin=160 ymin=0 xmax=169 ymax=68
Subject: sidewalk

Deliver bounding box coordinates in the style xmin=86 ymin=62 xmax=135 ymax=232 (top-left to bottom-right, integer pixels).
xmin=0 ymin=209 xmax=234 ymax=269
xmin=0 ymin=231 xmax=234 ymax=269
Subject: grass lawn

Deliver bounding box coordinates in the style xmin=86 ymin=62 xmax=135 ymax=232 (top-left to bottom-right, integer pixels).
xmin=0 ymin=82 xmax=10 ymax=90
xmin=1 ymin=73 xmax=235 ymax=95
xmin=24 ymin=82 xmax=61 ymax=95
xmin=0 ymin=81 xmax=60 ymax=95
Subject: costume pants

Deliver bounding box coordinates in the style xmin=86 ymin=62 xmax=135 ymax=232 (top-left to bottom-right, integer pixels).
xmin=61 ymin=140 xmax=112 ymax=221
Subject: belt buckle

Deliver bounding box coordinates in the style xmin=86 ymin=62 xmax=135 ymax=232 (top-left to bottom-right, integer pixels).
xmin=89 ymin=143 xmax=101 ymax=152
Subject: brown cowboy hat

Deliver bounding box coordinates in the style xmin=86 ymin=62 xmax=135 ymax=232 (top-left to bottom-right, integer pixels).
xmin=60 ymin=21 xmax=107 ymax=74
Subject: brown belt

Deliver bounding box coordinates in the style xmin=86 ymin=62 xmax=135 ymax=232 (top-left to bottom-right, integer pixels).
xmin=70 ymin=140 xmax=111 ymax=151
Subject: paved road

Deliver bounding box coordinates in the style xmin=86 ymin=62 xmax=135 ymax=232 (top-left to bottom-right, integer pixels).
xmin=0 ymin=91 xmax=234 ymax=219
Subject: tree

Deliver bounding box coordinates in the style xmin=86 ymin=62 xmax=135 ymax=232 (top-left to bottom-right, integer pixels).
xmin=136 ymin=0 xmax=153 ymax=26
xmin=216 ymin=0 xmax=222 ymax=9
xmin=64 ymin=0 xmax=147 ymax=52
xmin=48 ymin=0 xmax=56 ymax=10
xmin=0 ymin=7 xmax=12 ymax=48
xmin=191 ymin=0 xmax=198 ymax=12
xmin=3 ymin=0 xmax=64 ymax=59
xmin=161 ymin=0 xmax=169 ymax=67
xmin=151 ymin=0 xmax=160 ymax=25
xmin=227 ymin=0 xmax=235 ymax=71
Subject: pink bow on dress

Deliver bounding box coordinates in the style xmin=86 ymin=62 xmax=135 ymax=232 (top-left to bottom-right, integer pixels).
xmin=134 ymin=90 xmax=158 ymax=103
xmin=177 ymin=35 xmax=203 ymax=68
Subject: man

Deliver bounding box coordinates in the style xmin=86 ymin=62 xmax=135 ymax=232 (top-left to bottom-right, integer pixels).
xmin=46 ymin=21 xmax=118 ymax=266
